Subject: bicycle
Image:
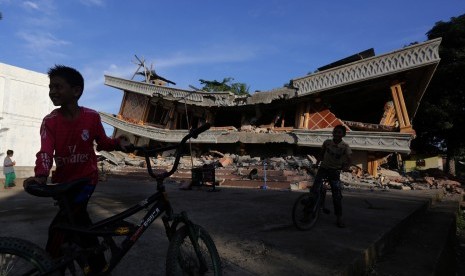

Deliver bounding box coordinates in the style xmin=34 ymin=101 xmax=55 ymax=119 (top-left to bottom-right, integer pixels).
xmin=292 ymin=166 xmax=333 ymax=231
xmin=0 ymin=123 xmax=222 ymax=276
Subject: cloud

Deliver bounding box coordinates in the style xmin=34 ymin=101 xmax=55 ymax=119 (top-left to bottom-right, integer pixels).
xmin=79 ymin=0 xmax=105 ymax=7
xmin=22 ymin=0 xmax=56 ymax=14
xmin=154 ymin=44 xmax=260 ymax=69
xmin=104 ymin=63 xmax=136 ymax=78
xmin=23 ymin=1 xmax=39 ymax=10
xmin=78 ymin=65 xmax=122 ymax=114
xmin=17 ymin=31 xmax=70 ymax=51
xmin=81 ymin=63 xmax=135 ymax=98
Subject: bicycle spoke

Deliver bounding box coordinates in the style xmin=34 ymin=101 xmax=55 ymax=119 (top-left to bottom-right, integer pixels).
xmin=0 ymin=253 xmax=41 ymax=276
xmin=178 ymin=237 xmax=211 ymax=275
xmin=167 ymin=225 xmax=221 ymax=276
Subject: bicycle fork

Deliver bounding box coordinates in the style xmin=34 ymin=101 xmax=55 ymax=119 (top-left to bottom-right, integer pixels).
xmin=309 ymin=188 xmax=327 ymax=215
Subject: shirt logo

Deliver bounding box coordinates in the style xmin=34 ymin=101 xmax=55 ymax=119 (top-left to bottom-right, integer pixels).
xmin=81 ymin=129 xmax=90 ymax=141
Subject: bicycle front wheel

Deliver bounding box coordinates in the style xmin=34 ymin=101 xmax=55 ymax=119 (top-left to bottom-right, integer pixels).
xmin=166 ymin=225 xmax=222 ymax=276
xmin=292 ymin=193 xmax=319 ymax=231
xmin=0 ymin=237 xmax=56 ymax=276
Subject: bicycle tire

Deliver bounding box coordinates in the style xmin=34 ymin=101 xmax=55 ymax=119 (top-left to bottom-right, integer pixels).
xmin=292 ymin=193 xmax=320 ymax=231
xmin=166 ymin=225 xmax=222 ymax=276
xmin=0 ymin=237 xmax=57 ymax=276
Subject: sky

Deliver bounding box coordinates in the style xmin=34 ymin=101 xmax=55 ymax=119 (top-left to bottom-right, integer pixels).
xmin=1 ymin=1 xmax=464 ymax=133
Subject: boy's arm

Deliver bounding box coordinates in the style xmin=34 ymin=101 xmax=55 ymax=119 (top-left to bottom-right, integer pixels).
xmin=34 ymin=120 xmax=55 ymax=183
xmin=315 ymin=141 xmax=327 ymax=167
xmin=94 ymin=114 xmax=131 ymax=152
xmin=343 ymin=145 xmax=353 ymax=171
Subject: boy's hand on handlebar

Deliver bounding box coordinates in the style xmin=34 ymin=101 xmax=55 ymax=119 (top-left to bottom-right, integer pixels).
xmin=117 ymin=137 xmax=134 ymax=153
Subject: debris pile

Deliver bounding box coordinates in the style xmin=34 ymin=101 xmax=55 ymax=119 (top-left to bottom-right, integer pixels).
xmin=341 ymin=167 xmax=464 ymax=195
xmin=98 ymin=151 xmax=464 ymax=194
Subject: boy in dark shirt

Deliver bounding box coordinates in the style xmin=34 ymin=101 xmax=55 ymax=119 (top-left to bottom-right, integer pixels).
xmin=312 ymin=125 xmax=352 ymax=228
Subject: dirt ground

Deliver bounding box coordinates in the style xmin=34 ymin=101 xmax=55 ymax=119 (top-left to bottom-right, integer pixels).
xmin=0 ymin=175 xmax=461 ymax=275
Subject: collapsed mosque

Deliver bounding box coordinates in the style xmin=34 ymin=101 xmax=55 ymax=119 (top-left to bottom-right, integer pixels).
xmin=99 ymin=38 xmax=441 ymax=176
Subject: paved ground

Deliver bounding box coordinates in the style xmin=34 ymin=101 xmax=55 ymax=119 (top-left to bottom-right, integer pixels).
xmin=0 ymin=176 xmax=459 ymax=275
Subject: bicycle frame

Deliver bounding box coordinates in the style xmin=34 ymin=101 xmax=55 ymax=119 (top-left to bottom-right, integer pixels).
xmin=44 ymin=186 xmax=172 ymax=273
xmin=310 ymin=166 xmax=341 ymax=213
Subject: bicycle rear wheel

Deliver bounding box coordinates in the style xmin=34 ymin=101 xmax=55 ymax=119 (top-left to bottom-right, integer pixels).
xmin=0 ymin=237 xmax=56 ymax=276
xmin=292 ymin=193 xmax=320 ymax=231
xmin=166 ymin=225 xmax=222 ymax=276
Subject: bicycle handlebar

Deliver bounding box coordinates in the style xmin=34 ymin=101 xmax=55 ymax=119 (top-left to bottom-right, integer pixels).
xmin=130 ymin=123 xmax=211 ymax=180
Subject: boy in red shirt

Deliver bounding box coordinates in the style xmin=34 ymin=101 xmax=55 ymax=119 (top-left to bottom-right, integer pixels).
xmin=24 ymin=65 xmax=131 ymax=273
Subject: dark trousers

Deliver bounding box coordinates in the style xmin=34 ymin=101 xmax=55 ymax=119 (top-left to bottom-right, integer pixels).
xmin=46 ymin=183 xmax=106 ymax=272
xmin=310 ymin=167 xmax=343 ymax=216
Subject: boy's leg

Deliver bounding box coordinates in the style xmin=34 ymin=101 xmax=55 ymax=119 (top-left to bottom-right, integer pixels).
xmin=329 ymin=180 xmax=343 ymax=216
xmin=328 ymin=170 xmax=345 ymax=227
xmin=46 ymin=184 xmax=107 ymax=273
xmin=46 ymin=210 xmax=68 ymax=258
xmin=72 ymin=184 xmax=108 ymax=273
xmin=72 ymin=203 xmax=108 ymax=273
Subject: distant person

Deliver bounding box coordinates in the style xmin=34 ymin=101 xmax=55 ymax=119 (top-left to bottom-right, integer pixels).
xmin=312 ymin=124 xmax=352 ymax=228
xmin=23 ymin=65 xmax=131 ymax=274
xmin=3 ymin=149 xmax=16 ymax=189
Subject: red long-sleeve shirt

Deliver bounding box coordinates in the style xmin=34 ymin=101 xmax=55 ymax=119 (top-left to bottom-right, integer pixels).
xmin=35 ymin=107 xmax=119 ymax=185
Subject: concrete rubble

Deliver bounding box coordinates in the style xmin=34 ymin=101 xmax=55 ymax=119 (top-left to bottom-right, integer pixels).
xmin=98 ymin=151 xmax=465 ymax=195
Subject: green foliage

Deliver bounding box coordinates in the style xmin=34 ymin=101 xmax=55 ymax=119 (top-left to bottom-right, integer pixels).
xmin=198 ymin=77 xmax=250 ymax=96
xmin=412 ymin=14 xmax=465 ymax=160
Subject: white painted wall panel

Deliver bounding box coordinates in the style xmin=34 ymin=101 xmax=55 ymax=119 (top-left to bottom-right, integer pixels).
xmin=0 ymin=63 xmax=54 ymax=173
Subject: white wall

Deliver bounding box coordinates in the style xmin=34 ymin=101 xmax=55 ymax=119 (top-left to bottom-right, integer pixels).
xmin=0 ymin=63 xmax=54 ymax=176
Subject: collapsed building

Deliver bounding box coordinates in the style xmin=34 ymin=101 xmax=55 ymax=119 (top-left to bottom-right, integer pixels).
xmin=99 ymin=38 xmax=441 ymax=177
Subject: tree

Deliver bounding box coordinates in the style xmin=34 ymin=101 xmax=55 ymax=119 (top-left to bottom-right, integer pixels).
xmin=198 ymin=77 xmax=250 ymax=96
xmin=412 ymin=14 xmax=465 ymax=175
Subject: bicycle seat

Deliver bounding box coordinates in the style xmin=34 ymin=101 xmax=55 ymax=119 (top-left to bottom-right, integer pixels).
xmin=24 ymin=178 xmax=90 ymax=198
